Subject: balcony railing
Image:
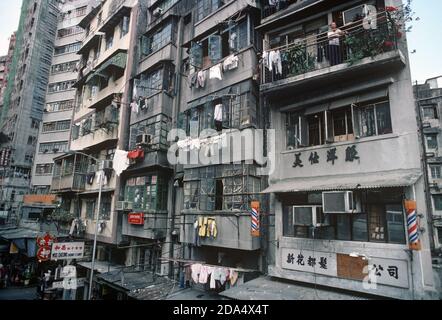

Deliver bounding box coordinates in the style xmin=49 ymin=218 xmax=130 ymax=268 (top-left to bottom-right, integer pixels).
xmin=262 ymin=12 xmax=400 ymax=84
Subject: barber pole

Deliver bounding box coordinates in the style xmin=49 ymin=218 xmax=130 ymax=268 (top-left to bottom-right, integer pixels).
xmin=405 ymin=200 xmax=421 ymax=251
xmin=251 ymin=201 xmax=260 ymax=237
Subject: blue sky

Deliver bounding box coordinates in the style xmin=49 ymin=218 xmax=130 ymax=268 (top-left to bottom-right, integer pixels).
xmin=0 ymin=0 xmax=441 ymax=83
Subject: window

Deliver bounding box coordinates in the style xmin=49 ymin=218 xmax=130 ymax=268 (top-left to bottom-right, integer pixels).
xmin=31 ymin=119 xmax=39 ymax=129
xmin=35 ymin=164 xmax=54 ymax=175
xmin=51 ymin=61 xmax=79 ymax=74
xmin=183 ymin=164 xmax=264 ymax=212
xmin=100 ymin=195 xmax=112 ymax=220
xmin=57 ymin=26 xmax=82 ymax=38
xmin=438 ymin=227 xmax=442 ymax=246
xmin=46 ymin=100 xmax=74 ymax=112
xmin=189 ymin=19 xmax=249 ymax=69
xmin=120 ymin=16 xmax=130 ymax=38
xmin=105 ymin=32 xmax=114 ymax=50
xmin=183 ymin=90 xmax=258 ymax=137
xmin=54 ymin=42 xmax=81 ymax=55
xmin=434 ymin=195 xmax=442 ymax=211
xmin=125 ymin=174 xmax=168 ymax=211
xmin=141 ymin=22 xmax=174 ymax=57
xmin=342 ymin=3 xmax=376 ymax=26
xmin=196 ymin=0 xmax=224 ymax=22
xmin=85 ymin=199 xmax=96 ymax=220
xmin=422 ymin=105 xmax=438 ymax=119
xmin=426 ymin=134 xmax=438 ymax=150
xmin=431 ymin=165 xmax=442 ymax=179
xmin=48 ymin=81 xmax=75 ymax=93
xmin=42 ymin=120 xmax=71 ymax=132
xmin=27 ymin=136 xmax=37 ymax=145
xmin=282 ymin=189 xmax=406 ymax=244
xmin=129 ymin=114 xmax=170 ymax=150
xmin=286 ymin=100 xmax=392 ymax=149
xmin=39 ymin=141 xmax=68 ymax=153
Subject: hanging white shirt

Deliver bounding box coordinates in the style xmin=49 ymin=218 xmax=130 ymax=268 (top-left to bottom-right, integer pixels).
xmin=130 ymin=101 xmax=139 ymax=114
xmin=214 ymin=104 xmax=223 ymax=121
xmin=113 ymin=149 xmax=130 ymax=176
xmin=209 ymin=64 xmax=222 ymax=80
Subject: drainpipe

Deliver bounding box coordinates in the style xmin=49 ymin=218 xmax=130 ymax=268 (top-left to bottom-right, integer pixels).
xmin=167 ymin=14 xmax=185 ymax=278
xmin=111 ymin=3 xmax=140 ymax=245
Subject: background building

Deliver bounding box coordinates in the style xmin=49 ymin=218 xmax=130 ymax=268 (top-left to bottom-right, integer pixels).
xmin=0 ymin=0 xmax=59 ymax=222
xmin=414 ymin=76 xmax=442 ymax=255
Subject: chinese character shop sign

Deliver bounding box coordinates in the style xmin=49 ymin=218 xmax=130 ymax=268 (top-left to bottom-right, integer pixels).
xmin=292 ymin=145 xmax=360 ymax=168
xmin=128 ymin=213 xmax=145 ymax=225
xmin=36 ymin=233 xmax=57 ymax=262
xmin=281 ymin=248 xmax=409 ymax=288
xmin=51 ymin=242 xmax=85 ymax=260
xmin=282 ymin=249 xmax=337 ymax=277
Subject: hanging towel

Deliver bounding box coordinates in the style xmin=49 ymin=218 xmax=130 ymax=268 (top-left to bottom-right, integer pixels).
xmin=214 ymin=104 xmax=223 ymax=122
xmin=198 ymin=266 xmax=209 ymax=284
xmin=197 ymin=70 xmax=207 ymax=88
xmin=113 ymin=149 xmax=130 ymax=176
xmin=269 ymin=50 xmax=282 ymax=75
xmin=191 ymin=264 xmax=202 ymax=283
xmin=230 ymin=270 xmax=239 ymax=286
xmin=130 ymin=100 xmax=139 ymax=114
xmin=209 ymin=64 xmax=222 ymax=80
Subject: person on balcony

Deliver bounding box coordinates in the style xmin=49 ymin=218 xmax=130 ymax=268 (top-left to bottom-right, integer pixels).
xmin=327 ymin=22 xmax=347 ymax=66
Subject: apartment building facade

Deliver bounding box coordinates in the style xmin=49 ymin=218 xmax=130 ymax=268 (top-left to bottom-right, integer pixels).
xmin=258 ymin=0 xmax=437 ymax=299
xmin=31 ymin=0 xmax=90 ymax=196
xmin=415 ymin=76 xmax=442 ymax=254
xmin=50 ymin=0 xmax=138 ymax=274
xmin=0 ymin=0 xmax=59 ymax=220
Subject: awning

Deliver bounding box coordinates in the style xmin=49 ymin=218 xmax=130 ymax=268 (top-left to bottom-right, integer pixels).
xmin=85 ymin=52 xmax=128 ymax=85
xmin=219 ymin=276 xmax=371 ymax=300
xmin=77 ymin=261 xmax=124 ymax=274
xmin=0 ymin=228 xmax=44 ymax=240
xmin=261 ymin=169 xmax=422 ymax=194
xmin=96 ymin=270 xmax=180 ymax=300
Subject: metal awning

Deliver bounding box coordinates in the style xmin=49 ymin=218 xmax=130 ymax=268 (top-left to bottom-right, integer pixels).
xmin=0 ymin=228 xmax=44 ymax=240
xmin=219 ymin=276 xmax=372 ymax=300
xmin=85 ymin=52 xmax=128 ymax=85
xmin=261 ymin=169 xmax=422 ymax=194
xmin=77 ymin=261 xmax=124 ymax=274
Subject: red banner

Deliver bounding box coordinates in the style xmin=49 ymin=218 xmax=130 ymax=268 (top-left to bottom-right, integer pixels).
xmin=128 ymin=213 xmax=145 ymax=225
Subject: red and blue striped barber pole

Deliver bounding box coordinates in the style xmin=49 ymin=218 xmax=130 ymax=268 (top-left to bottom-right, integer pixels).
xmin=405 ymin=200 xmax=421 ymax=251
xmin=251 ymin=201 xmax=260 ymax=237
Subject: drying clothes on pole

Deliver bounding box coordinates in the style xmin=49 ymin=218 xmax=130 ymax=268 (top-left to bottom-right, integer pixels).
xmin=207 ymin=218 xmax=217 ymax=238
xmin=197 ymin=70 xmax=207 ymax=88
xmin=113 ymin=149 xmax=130 ymax=176
xmin=214 ymin=104 xmax=223 ymax=131
xmin=209 ymin=64 xmax=222 ymax=80
xmin=96 ymin=170 xmax=108 ymax=186
xmin=269 ymin=50 xmax=282 ymax=75
xmin=262 ymin=51 xmax=270 ymax=70
xmin=190 ymin=72 xmax=198 ymax=88
xmin=230 ymin=270 xmax=239 ymax=285
xmin=130 ymin=100 xmax=139 ymax=114
xmin=191 ymin=264 xmax=202 ymax=283
xmin=198 ymin=265 xmax=209 ymax=284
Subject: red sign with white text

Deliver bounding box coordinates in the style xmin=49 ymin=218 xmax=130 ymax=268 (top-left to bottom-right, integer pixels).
xmin=128 ymin=213 xmax=144 ymax=225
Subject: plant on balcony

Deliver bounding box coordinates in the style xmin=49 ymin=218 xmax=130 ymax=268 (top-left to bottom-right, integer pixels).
xmin=50 ymin=210 xmax=76 ymax=223
xmin=285 ymin=43 xmax=316 ymax=77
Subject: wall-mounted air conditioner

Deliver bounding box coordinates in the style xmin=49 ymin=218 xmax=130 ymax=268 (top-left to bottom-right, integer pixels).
xmin=136 ymin=134 xmax=152 ymax=146
xmin=99 ymin=160 xmax=113 ymax=170
xmin=116 ymin=201 xmax=133 ymax=211
xmin=322 ymin=191 xmax=360 ymax=214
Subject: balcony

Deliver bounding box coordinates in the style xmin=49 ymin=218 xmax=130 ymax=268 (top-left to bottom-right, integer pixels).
xmin=130 ymin=91 xmax=173 ymax=124
xmin=180 ymin=211 xmax=261 ymax=251
xmin=51 ymin=173 xmax=86 ymax=193
xmin=261 ymin=13 xmax=405 ymax=96
xmin=138 ymin=43 xmax=177 ymax=75
xmin=98 ymin=0 xmax=134 ymax=34
xmin=71 ymin=121 xmax=119 ymax=151
xmin=122 ymin=212 xmax=167 ymax=239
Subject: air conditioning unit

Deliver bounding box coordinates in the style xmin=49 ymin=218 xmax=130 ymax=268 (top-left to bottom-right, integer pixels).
xmin=116 ymin=201 xmax=133 ymax=211
xmin=322 ymin=191 xmax=360 ymax=214
xmin=99 ymin=160 xmax=113 ymax=170
xmin=153 ymin=7 xmax=163 ymax=17
xmin=136 ymin=134 xmax=152 ymax=146
xmin=293 ymin=206 xmax=329 ymax=227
